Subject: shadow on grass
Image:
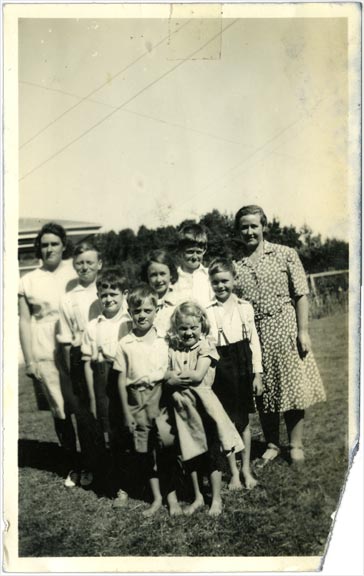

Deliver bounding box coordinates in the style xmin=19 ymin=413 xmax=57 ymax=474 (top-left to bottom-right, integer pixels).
xmin=17 ymin=439 xmax=189 ymax=503
xmin=18 ymin=439 xmax=65 ymax=476
xmin=17 ymin=439 xmax=135 ymax=499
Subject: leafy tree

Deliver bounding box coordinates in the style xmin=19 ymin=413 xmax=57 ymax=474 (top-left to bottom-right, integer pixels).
xmin=95 ymin=210 xmax=348 ymax=284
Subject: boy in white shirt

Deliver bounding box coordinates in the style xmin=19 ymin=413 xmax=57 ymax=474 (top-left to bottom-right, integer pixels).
xmin=58 ymin=240 xmax=103 ymax=488
xmin=206 ymin=257 xmax=263 ymax=490
xmin=114 ymin=284 xmax=181 ymax=517
xmin=172 ymin=222 xmax=213 ymax=308
xmin=81 ymin=268 xmax=132 ymax=495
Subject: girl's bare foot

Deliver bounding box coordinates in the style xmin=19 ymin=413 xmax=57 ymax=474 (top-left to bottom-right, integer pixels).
xmin=228 ymin=473 xmax=242 ymax=491
xmin=143 ymin=498 xmax=162 ymax=517
xmin=242 ymin=470 xmax=258 ymax=490
xmin=183 ymin=495 xmax=204 ymax=516
xmin=290 ymin=445 xmax=305 ymax=463
xmin=208 ymin=498 xmax=223 ymax=517
xmin=169 ymin=501 xmax=183 ymax=517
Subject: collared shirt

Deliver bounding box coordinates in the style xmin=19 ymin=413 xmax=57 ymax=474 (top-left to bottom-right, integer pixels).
xmin=113 ymin=326 xmax=169 ymax=388
xmin=233 ymin=241 xmax=309 ymax=317
xmin=58 ymin=281 xmax=102 ymax=346
xmin=206 ymin=294 xmax=263 ymax=373
xmin=81 ymin=306 xmax=132 ymax=362
xmin=154 ymin=291 xmax=176 ymax=335
xmin=173 ymin=265 xmax=213 ymax=308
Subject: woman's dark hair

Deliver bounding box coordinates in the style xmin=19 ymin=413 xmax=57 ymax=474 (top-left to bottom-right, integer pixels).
xmin=234 ymin=205 xmax=268 ymax=230
xmin=140 ymin=249 xmax=178 ymax=285
xmin=34 ymin=222 xmax=73 ymax=259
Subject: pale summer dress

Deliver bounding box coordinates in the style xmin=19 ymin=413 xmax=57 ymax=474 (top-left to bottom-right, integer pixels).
xmin=168 ymin=337 xmax=244 ymax=461
xmin=233 ymin=241 xmax=326 ymax=414
xmin=18 ymin=260 xmax=77 ymax=418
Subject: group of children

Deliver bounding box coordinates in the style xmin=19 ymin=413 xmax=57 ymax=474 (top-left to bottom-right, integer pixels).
xmin=56 ymin=223 xmax=264 ymax=517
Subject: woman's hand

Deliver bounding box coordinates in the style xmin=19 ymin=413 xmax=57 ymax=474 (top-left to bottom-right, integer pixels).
xmin=25 ymin=361 xmax=42 ymax=381
xmin=297 ymin=330 xmax=311 ymax=359
xmin=253 ymin=373 xmax=263 ymax=396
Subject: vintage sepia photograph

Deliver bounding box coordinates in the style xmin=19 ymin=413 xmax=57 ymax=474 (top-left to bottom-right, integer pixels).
xmin=3 ymin=2 xmax=362 ymax=573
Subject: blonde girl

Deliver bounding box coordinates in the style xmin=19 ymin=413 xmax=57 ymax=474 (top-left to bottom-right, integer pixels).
xmin=165 ymin=302 xmax=244 ymax=516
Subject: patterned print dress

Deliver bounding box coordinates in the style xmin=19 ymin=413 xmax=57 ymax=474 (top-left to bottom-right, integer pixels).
xmin=234 ymin=241 xmax=326 ymax=414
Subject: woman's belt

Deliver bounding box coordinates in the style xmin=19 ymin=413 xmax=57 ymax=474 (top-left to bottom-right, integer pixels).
xmin=253 ymin=302 xmax=292 ymax=322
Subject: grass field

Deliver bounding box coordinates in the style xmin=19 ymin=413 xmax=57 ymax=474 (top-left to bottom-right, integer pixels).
xmin=18 ymin=313 xmax=349 ymax=557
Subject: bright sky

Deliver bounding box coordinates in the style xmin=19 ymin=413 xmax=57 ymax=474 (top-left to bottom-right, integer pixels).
xmin=19 ymin=14 xmax=349 ymax=239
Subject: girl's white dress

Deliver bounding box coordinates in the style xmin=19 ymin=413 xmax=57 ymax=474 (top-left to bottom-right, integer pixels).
xmin=168 ymin=337 xmax=244 ymax=461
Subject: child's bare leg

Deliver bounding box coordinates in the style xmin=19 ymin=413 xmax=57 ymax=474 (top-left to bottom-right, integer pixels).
xmin=184 ymin=471 xmax=204 ymax=516
xmin=208 ymin=470 xmax=222 ymax=516
xmin=242 ymin=425 xmax=257 ymax=489
xmin=226 ymin=450 xmax=242 ymax=490
xmin=166 ymin=490 xmax=183 ymax=517
xmin=143 ymin=477 xmax=163 ymax=517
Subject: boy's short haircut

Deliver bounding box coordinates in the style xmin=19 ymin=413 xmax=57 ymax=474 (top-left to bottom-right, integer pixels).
xmin=127 ymin=283 xmax=158 ymax=310
xmin=73 ymin=239 xmax=101 ymax=259
xmin=177 ymin=222 xmax=208 ymax=250
xmin=141 ymin=249 xmax=178 ymax=285
xmin=208 ymin=257 xmax=235 ymax=278
xmin=96 ymin=267 xmax=128 ymax=293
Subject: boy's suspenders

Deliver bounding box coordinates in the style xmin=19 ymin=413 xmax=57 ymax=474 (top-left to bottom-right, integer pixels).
xmin=213 ymin=306 xmax=230 ymax=346
xmin=237 ymin=304 xmax=250 ymax=341
xmin=213 ymin=301 xmax=249 ymax=346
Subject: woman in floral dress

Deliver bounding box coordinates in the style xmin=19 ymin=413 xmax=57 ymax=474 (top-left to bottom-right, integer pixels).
xmin=233 ymin=205 xmax=326 ymax=465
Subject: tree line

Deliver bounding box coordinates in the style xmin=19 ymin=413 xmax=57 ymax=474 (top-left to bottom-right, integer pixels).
xmin=95 ymin=209 xmax=348 ymax=284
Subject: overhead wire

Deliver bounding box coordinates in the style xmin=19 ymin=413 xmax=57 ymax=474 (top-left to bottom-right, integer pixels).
xmin=19 ymin=79 xmax=243 ymax=146
xmin=138 ymin=93 xmax=330 ymax=223
xmin=20 ymin=19 xmax=191 ymax=149
xmin=20 ymin=18 xmax=238 ymax=182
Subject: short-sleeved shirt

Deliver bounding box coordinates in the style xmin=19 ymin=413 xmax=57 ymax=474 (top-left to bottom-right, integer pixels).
xmin=173 ymin=265 xmax=213 ymax=308
xmin=233 ymin=241 xmax=309 ymax=317
xmin=113 ymin=327 xmax=169 ymax=388
xmin=58 ymin=281 xmax=102 ymax=347
xmin=81 ymin=307 xmax=132 ymax=362
xmin=153 ymin=291 xmax=176 ymax=335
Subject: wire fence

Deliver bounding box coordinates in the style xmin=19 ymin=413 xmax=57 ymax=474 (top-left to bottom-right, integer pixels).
xmin=308 ymin=270 xmax=349 ymax=319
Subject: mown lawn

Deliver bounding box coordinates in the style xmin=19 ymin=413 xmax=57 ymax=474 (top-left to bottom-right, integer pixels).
xmin=18 ymin=313 xmax=349 ymax=557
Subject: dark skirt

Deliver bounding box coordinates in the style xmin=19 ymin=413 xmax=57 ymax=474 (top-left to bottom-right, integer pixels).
xmin=213 ymin=339 xmax=255 ymax=431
